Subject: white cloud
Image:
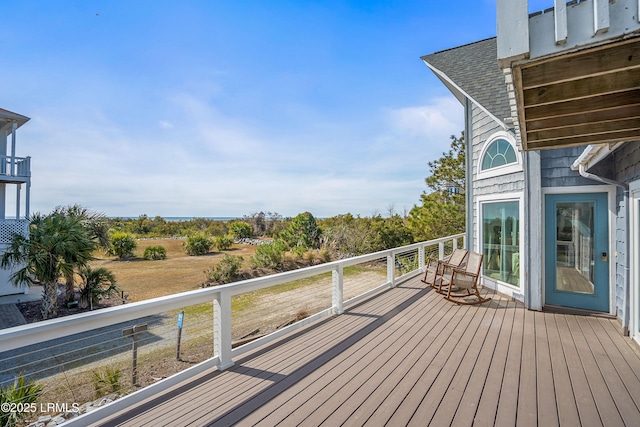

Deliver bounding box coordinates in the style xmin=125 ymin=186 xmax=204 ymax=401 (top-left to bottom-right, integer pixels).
xmin=386 ymin=96 xmax=462 ymax=139
xmin=18 ymin=89 xmax=465 ymax=219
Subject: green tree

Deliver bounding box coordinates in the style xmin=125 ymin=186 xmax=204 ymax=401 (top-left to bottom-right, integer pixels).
xmin=184 ymin=233 xmax=213 ymax=256
xmin=408 ymin=133 xmax=466 ymax=241
xmin=229 ymin=221 xmax=253 ymax=239
xmin=214 ymin=234 xmax=234 ymax=251
xmin=1 ymin=213 xmax=96 ymax=319
xmin=280 ymin=212 xmax=321 ymax=250
xmin=109 ymin=232 xmax=137 ymax=260
xmin=52 ymin=205 xmax=110 ymax=302
xmin=371 ymin=215 xmax=414 ymax=250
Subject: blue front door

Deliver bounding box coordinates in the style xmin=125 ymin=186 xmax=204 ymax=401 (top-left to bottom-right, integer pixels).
xmin=544 ymin=193 xmax=609 ymax=312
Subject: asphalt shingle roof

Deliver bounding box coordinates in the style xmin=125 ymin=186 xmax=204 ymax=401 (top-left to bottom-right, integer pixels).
xmin=421 ymin=37 xmax=510 ymax=124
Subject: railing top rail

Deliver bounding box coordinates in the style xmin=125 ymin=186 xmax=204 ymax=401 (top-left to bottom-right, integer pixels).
xmin=0 ymin=234 xmax=464 ymax=352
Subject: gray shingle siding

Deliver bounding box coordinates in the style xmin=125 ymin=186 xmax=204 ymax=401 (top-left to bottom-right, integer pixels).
xmin=470 ymin=105 xmax=524 ymax=250
xmin=540 ymin=146 xmax=603 ymax=188
xmin=611 ymin=140 xmax=640 ymax=321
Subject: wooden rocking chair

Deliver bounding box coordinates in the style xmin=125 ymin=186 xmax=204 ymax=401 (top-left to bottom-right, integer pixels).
xmin=445 ymin=252 xmax=491 ymax=305
xmin=421 ymin=248 xmax=468 ymax=293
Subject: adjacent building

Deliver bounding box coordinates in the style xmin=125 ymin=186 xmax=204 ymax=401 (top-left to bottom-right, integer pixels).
xmin=0 ymin=109 xmax=31 ymax=296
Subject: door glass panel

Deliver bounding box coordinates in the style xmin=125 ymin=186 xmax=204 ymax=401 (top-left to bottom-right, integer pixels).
xmin=482 ymin=201 xmax=520 ymax=287
xmin=555 ymin=202 xmax=595 ymax=294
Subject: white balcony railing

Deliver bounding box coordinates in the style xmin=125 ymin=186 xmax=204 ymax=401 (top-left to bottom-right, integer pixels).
xmin=0 ymin=234 xmax=464 ymax=425
xmin=497 ymin=0 xmax=640 ymax=63
xmin=0 ymin=155 xmax=31 ymax=179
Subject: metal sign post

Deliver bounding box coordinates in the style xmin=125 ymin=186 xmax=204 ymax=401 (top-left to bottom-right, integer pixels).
xmin=122 ymin=324 xmax=148 ymax=386
xmin=176 ymin=311 xmax=184 ymax=361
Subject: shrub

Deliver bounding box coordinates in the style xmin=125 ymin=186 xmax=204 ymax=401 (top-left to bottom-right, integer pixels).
xmin=78 ymin=267 xmax=119 ymax=309
xmin=204 ymin=255 xmax=244 ymax=284
xmin=144 ymin=245 xmax=167 ymax=260
xmin=214 ymin=234 xmax=234 ymax=251
xmin=250 ymin=240 xmax=287 ymax=270
xmin=0 ymin=376 xmax=44 ymax=427
xmin=229 ymin=221 xmax=252 ymax=239
xmin=108 ymin=232 xmax=137 ymax=259
xmin=93 ymin=367 xmax=121 ymax=398
xmin=184 ymin=234 xmax=213 ymax=256
xmin=318 ymin=247 xmax=332 ymax=263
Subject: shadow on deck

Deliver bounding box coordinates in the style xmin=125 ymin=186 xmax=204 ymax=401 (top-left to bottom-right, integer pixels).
xmin=92 ymin=275 xmax=640 ymax=426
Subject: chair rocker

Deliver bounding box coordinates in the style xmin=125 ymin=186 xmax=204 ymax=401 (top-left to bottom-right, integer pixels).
xmin=421 ymin=248 xmax=468 ymax=293
xmin=445 ymin=252 xmax=491 ymax=305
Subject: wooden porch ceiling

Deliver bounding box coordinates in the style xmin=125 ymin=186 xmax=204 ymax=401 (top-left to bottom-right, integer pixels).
xmin=515 ymin=37 xmax=640 ymax=151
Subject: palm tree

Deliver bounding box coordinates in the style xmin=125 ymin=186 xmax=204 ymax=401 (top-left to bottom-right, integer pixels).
xmin=1 ymin=212 xmax=96 ymax=319
xmin=51 ymin=205 xmax=110 ymax=302
xmin=78 ymin=267 xmax=118 ymax=309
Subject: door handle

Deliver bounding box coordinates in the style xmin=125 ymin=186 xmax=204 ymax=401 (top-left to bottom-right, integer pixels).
xmin=601 ymin=252 xmax=608 ymax=261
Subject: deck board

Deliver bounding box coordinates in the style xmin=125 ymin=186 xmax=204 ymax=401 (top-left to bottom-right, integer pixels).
xmin=543 ymin=311 xmax=578 ymax=427
xmin=534 ymin=310 xmax=559 ymax=427
xmin=90 ymin=275 xmax=640 ymax=427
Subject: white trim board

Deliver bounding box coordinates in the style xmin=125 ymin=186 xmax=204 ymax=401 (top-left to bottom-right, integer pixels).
xmin=629 ymin=180 xmax=640 ymax=345
xmin=476 ymin=192 xmax=525 ymax=300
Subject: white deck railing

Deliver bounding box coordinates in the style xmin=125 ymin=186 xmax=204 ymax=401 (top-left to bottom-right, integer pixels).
xmin=0 ymin=234 xmax=464 ymax=425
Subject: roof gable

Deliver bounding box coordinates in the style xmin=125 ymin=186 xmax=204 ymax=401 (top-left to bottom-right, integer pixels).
xmin=421 ymin=38 xmax=511 ymax=127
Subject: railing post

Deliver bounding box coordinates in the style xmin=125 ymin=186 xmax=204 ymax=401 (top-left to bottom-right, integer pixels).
xmin=332 ymin=264 xmax=344 ymax=314
xmin=418 ymin=243 xmax=425 ymax=271
xmin=452 ymin=237 xmax=458 ymax=250
xmin=213 ymin=291 xmax=234 ymax=370
xmin=387 ymin=253 xmax=395 ymax=287
xmin=10 ymin=122 xmax=16 ymax=177
xmin=438 ymin=242 xmax=445 ymax=260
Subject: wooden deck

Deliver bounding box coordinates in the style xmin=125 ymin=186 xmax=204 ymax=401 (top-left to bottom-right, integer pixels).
xmin=93 ymin=275 xmax=640 ymax=426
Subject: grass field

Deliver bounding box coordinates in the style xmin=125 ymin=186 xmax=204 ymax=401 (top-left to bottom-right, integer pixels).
xmin=90 ymin=238 xmax=258 ymax=302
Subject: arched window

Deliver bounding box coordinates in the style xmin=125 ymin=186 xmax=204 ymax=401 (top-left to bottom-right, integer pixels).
xmin=478 ymin=132 xmax=521 ymax=179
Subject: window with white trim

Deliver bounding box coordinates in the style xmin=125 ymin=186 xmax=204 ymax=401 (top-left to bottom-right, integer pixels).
xmin=481 ymin=200 xmax=520 ymax=288
xmin=478 ymin=132 xmax=521 ymax=179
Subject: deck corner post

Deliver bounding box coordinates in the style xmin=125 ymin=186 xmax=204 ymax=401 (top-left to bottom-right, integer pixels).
xmin=332 ymin=264 xmax=344 ymax=314
xmin=387 ymin=253 xmax=396 ymax=287
xmin=213 ymin=291 xmax=234 ymax=370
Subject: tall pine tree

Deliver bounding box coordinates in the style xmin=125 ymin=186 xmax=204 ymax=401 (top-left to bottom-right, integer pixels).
xmin=408 ymin=133 xmax=465 ymax=241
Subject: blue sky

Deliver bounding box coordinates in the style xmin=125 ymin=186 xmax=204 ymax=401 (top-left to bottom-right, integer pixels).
xmin=3 ymin=0 xmax=553 ymax=218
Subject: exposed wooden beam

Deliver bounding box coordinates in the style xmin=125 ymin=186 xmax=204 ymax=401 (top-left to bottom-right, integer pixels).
xmin=521 ymin=39 xmax=640 ymax=89
xmin=523 ymin=68 xmax=640 ymax=106
xmin=527 ymin=129 xmax=640 ymax=149
xmin=527 ymin=118 xmax=640 ymax=141
xmin=526 ymin=104 xmax=640 ymax=131
xmin=525 ymin=90 xmax=640 ymax=120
